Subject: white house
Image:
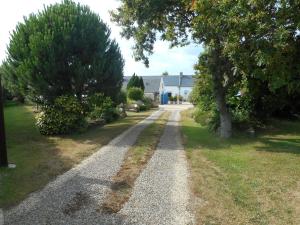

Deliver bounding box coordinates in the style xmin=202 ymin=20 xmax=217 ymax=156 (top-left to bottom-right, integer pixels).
xmin=159 ymin=73 xmax=194 ymax=101
xmin=123 ymin=73 xmax=194 ymax=103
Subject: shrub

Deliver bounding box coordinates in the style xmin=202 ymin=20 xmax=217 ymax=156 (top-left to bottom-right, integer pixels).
xmin=193 ymin=104 xmax=220 ymax=132
xmin=36 ymin=96 xmax=86 ymax=135
xmin=207 ymin=108 xmax=220 ymax=132
xmin=193 ymin=107 xmax=209 ymax=125
xmin=127 ymin=87 xmax=143 ymax=101
xmin=142 ymin=97 xmax=153 ymax=110
xmin=87 ymin=93 xmax=119 ymax=123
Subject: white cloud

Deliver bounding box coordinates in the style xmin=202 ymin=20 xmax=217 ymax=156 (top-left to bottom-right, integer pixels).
xmin=0 ymin=0 xmax=202 ymax=76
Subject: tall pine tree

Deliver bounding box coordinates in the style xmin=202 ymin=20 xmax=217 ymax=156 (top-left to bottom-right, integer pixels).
xmin=127 ymin=73 xmax=144 ymax=91
xmin=5 ymin=0 xmax=124 ymax=104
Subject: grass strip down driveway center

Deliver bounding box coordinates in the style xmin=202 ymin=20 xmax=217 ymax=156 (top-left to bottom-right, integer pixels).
xmin=100 ymin=111 xmax=170 ymax=213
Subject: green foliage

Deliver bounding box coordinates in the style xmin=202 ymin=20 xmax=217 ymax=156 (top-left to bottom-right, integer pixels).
xmin=139 ymin=76 xmax=145 ymax=91
xmin=1 ymin=63 xmax=25 ymax=102
xmin=193 ymin=106 xmax=209 ymax=125
xmin=245 ymin=78 xmax=300 ymax=120
xmin=127 ymin=87 xmax=144 ymax=101
xmin=6 ymin=0 xmax=124 ymax=104
xmin=142 ymin=97 xmax=153 ymax=110
xmin=36 ymin=95 xmax=86 ymax=135
xmin=207 ymin=108 xmax=221 ymax=132
xmin=190 ymin=53 xmax=215 ymax=110
xmin=111 ymin=1 xmax=193 ymax=66
xmin=127 ymin=73 xmax=144 ymax=91
xmin=116 ymin=90 xmax=127 ymax=104
xmin=193 ymin=105 xmax=220 ymax=132
xmin=112 ymin=0 xmax=300 ymax=138
xmin=87 ymin=93 xmax=119 ymax=123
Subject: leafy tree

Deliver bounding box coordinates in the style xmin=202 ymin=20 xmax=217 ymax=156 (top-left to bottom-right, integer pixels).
xmin=111 ymin=0 xmax=236 ymax=137
xmin=190 ymin=52 xmax=214 ymax=110
xmin=127 ymin=73 xmax=144 ymax=91
xmin=111 ymin=0 xmax=300 ymax=138
xmin=5 ymin=0 xmax=124 ymax=105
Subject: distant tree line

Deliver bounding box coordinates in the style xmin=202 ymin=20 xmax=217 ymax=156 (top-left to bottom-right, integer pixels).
xmin=126 ymin=73 xmax=145 ymax=91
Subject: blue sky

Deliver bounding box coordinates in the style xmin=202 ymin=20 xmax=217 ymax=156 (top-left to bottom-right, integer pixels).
xmin=0 ymin=0 xmax=202 ymax=76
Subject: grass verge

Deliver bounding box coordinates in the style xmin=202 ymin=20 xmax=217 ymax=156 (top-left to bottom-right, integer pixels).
xmin=181 ymin=109 xmax=300 ymax=225
xmin=100 ymin=111 xmax=169 ymax=213
xmin=0 ymin=102 xmax=155 ymax=209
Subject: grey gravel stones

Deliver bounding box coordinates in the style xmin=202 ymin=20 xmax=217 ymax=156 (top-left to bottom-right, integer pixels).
xmin=4 ymin=110 xmax=163 ymax=225
xmin=118 ymin=110 xmax=195 ymax=225
xmin=4 ymin=107 xmax=194 ymax=225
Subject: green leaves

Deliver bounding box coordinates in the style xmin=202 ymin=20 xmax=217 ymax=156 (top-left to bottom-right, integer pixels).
xmin=127 ymin=87 xmax=144 ymax=101
xmin=5 ymin=0 xmax=124 ymax=104
xmin=87 ymin=93 xmax=119 ymax=122
xmin=127 ymin=73 xmax=145 ymax=91
xmin=111 ymin=0 xmax=193 ymax=66
xmin=113 ymin=0 xmax=300 ymax=135
xmin=36 ymin=95 xmax=86 ymax=135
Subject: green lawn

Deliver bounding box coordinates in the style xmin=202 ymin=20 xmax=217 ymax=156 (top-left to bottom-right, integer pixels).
xmin=0 ymin=102 xmax=155 ymax=209
xmin=181 ymin=110 xmax=300 ymax=225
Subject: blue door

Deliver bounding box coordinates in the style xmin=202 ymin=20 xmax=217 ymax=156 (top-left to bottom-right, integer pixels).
xmin=160 ymin=93 xmax=168 ymax=104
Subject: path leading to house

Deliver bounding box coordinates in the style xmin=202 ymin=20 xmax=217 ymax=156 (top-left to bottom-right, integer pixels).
xmin=119 ymin=109 xmax=194 ymax=225
xmin=4 ymin=104 xmax=194 ymax=225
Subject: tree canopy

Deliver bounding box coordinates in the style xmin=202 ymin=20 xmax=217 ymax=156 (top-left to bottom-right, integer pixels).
xmin=112 ymin=0 xmax=300 ymax=138
xmin=4 ymin=0 xmax=124 ymax=104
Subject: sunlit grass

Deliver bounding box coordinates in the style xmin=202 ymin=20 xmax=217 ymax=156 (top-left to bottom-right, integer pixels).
xmin=181 ymin=109 xmax=300 ymax=225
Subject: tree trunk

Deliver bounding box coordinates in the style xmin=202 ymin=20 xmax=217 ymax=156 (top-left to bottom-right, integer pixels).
xmin=215 ymin=85 xmax=232 ymax=138
xmin=0 ymin=78 xmax=8 ymax=167
xmin=210 ymin=45 xmax=232 ymax=138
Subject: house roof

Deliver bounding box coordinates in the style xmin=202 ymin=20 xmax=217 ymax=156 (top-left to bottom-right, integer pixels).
xmin=122 ymin=75 xmax=194 ymax=93
xmin=162 ymin=75 xmax=194 ymax=87
xmin=123 ymin=76 xmax=161 ymax=93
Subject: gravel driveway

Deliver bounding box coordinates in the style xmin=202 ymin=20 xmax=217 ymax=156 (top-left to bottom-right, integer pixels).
xmin=4 ymin=106 xmax=194 ymax=225
xmin=118 ymin=110 xmax=194 ymax=225
xmin=4 ymin=110 xmax=163 ymax=225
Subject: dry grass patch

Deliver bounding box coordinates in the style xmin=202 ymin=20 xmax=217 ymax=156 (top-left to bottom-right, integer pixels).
xmin=100 ymin=112 xmax=169 ymax=213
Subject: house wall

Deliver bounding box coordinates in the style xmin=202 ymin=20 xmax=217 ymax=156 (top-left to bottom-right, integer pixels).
xmin=162 ymin=86 xmax=192 ymax=100
xmin=144 ymin=92 xmax=159 ymax=102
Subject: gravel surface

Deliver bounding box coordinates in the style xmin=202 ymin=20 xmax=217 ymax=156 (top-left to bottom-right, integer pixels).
xmin=118 ymin=110 xmax=195 ymax=225
xmin=3 ymin=110 xmax=163 ymax=225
